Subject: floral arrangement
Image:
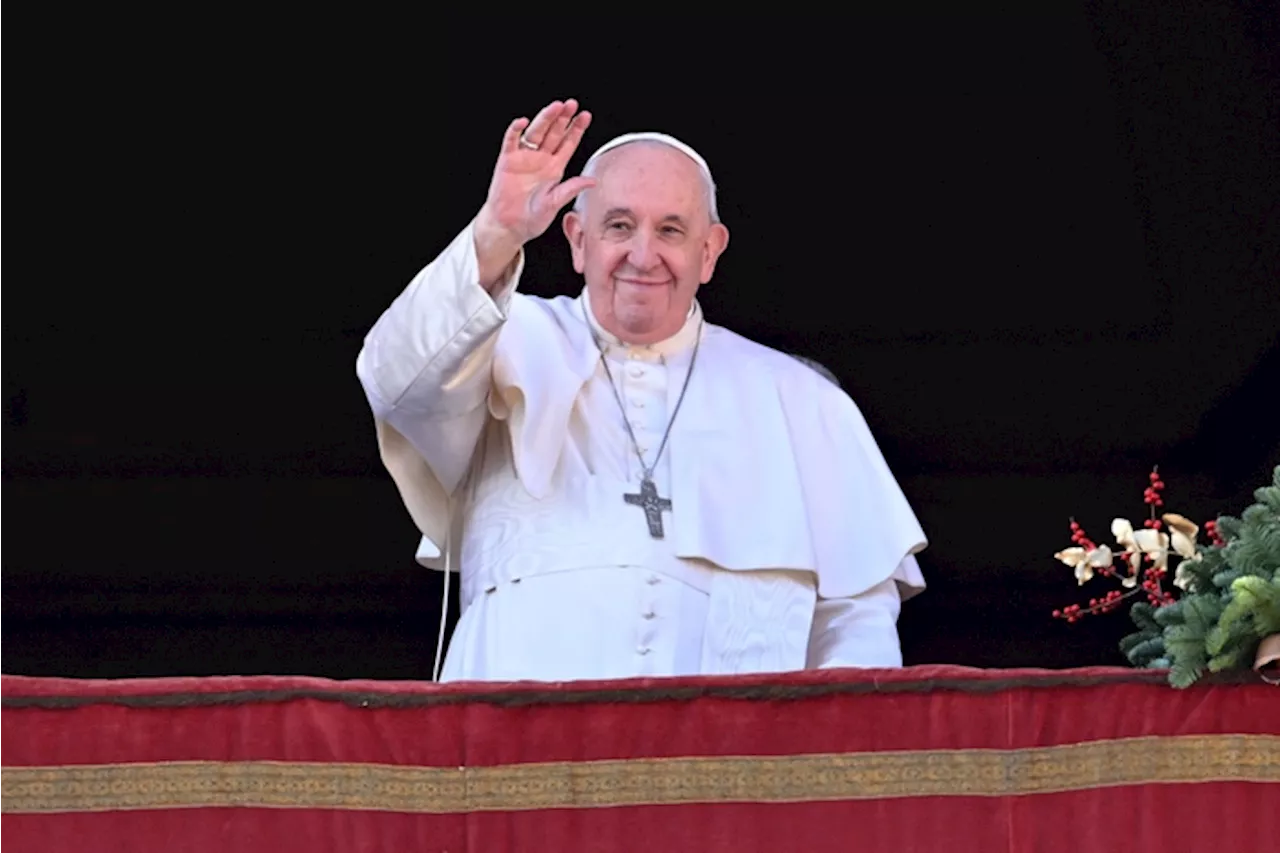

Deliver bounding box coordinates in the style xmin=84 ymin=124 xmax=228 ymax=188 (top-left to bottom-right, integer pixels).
xmin=1053 ymin=465 xmax=1280 ymax=687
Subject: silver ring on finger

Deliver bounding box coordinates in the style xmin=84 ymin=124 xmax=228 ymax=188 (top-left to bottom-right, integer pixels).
xmin=518 ymin=136 xmax=540 ymax=151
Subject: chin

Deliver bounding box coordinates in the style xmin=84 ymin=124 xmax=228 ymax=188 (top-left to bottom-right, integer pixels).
xmin=616 ymin=312 xmax=660 ymax=337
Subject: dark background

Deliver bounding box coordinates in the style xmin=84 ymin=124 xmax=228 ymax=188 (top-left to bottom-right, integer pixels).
xmin=5 ymin=5 xmax=1278 ymax=678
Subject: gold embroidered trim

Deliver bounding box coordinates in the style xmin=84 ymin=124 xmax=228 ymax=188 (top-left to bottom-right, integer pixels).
xmin=3 ymin=734 xmax=1277 ymax=814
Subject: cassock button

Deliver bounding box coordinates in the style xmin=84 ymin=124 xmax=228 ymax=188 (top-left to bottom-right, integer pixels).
xmin=646 ymin=574 xmax=660 ymax=585
xmin=642 ymin=610 xmax=656 ymax=620
xmin=628 ymin=366 xmax=644 ymax=377
xmin=629 ymin=397 xmax=645 ymax=408
xmin=637 ymin=646 xmax=651 ymax=655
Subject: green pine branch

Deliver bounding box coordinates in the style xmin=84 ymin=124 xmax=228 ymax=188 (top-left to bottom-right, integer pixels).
xmin=1116 ymin=466 xmax=1280 ymax=687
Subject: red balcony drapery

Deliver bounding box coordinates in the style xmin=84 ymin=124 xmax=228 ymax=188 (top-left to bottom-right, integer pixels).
xmin=3 ymin=665 xmax=1277 ymax=851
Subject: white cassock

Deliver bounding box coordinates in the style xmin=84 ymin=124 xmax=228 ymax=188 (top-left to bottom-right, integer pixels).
xmin=356 ymin=219 xmax=928 ymax=682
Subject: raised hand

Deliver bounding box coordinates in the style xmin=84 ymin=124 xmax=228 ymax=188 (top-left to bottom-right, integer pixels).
xmin=473 ymin=100 xmax=595 ymax=288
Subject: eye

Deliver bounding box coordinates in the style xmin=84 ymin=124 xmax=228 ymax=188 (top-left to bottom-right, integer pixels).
xmin=606 ymin=221 xmax=631 ymax=232
xmin=661 ymin=225 xmax=683 ymax=236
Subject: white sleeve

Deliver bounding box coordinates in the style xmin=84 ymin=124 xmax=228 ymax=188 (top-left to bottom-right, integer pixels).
xmin=805 ymin=577 xmax=904 ymax=669
xmin=355 ymin=218 xmax=523 ymax=497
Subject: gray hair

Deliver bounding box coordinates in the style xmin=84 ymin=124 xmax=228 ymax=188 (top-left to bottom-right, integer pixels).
xmin=572 ymin=138 xmax=721 ymax=224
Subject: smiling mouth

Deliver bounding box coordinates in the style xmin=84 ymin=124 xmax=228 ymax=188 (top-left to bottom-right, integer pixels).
xmin=617 ymin=278 xmax=669 ymax=287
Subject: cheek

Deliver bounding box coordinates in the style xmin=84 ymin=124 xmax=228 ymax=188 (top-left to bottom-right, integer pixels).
xmin=676 ymin=248 xmax=703 ymax=282
xmin=593 ymin=246 xmax=628 ymax=274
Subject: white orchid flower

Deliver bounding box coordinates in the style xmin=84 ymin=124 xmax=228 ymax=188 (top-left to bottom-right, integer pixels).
xmin=1131 ymin=528 xmax=1171 ymax=571
xmin=1162 ymin=513 xmax=1200 ymax=558
xmin=1111 ymin=518 xmax=1136 ymax=547
xmin=1163 ymin=513 xmax=1202 ymax=590
xmin=1110 ymin=518 xmax=1143 ymax=585
xmin=1173 ymin=562 xmax=1199 ymax=591
xmin=1055 ymin=545 xmax=1114 ymax=585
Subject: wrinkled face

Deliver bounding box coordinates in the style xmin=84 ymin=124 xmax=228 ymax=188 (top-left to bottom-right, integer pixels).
xmin=563 ymin=143 xmax=729 ymax=345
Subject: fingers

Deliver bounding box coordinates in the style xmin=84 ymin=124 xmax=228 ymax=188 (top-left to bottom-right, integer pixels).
xmin=539 ymin=99 xmax=582 ymax=155
xmin=546 ymin=175 xmax=598 ymax=211
xmin=501 ymin=117 xmax=532 ymax=154
xmin=515 ymin=99 xmax=590 ymax=157
xmin=520 ymin=100 xmax=568 ymax=149
xmin=554 ymin=109 xmax=592 ymax=162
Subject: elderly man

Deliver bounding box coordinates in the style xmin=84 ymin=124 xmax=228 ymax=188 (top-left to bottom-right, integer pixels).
xmin=357 ymin=99 xmax=927 ymax=682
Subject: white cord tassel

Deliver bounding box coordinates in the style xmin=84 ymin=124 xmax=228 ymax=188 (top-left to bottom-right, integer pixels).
xmin=432 ymin=509 xmax=452 ymax=682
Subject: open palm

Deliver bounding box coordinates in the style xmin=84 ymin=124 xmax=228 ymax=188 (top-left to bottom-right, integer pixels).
xmin=483 ymin=100 xmax=596 ymax=244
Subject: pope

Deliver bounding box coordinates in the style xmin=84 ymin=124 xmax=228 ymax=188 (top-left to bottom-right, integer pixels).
xmin=356 ymin=99 xmax=929 ymax=682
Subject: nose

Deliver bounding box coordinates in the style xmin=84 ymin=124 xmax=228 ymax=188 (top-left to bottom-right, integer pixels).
xmin=626 ymin=230 xmax=659 ymax=271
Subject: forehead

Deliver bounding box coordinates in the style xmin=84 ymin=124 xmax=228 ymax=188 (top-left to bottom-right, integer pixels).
xmin=588 ymin=144 xmax=705 ymax=218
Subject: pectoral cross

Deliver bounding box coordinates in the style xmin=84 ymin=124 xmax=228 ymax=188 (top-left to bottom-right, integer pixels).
xmin=624 ymin=477 xmax=673 ymax=539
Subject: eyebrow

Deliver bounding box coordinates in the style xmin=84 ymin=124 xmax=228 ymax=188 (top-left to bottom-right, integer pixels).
xmin=601 ymin=207 xmax=690 ymax=228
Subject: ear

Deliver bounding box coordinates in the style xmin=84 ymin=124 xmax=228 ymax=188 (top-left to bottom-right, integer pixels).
xmin=699 ymin=223 xmax=730 ymax=283
xmin=562 ymin=211 xmax=586 ymax=274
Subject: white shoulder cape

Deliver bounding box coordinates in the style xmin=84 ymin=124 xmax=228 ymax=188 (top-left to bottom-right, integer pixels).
xmin=382 ymin=290 xmax=928 ymax=600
